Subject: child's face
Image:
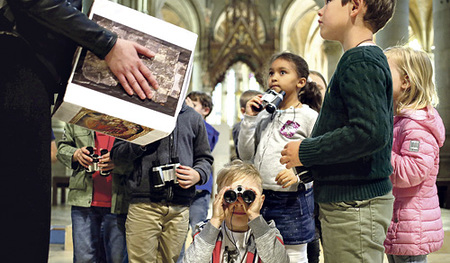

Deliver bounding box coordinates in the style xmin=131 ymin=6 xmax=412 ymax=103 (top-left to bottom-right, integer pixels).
xmin=318 ymin=0 xmax=351 ymax=42
xmin=387 ymin=58 xmax=409 ymax=104
xmin=222 ymin=178 xmax=263 ymax=232
xmin=190 ymin=100 xmax=209 ymax=118
xmin=268 ymin=58 xmax=305 ymax=100
xmin=310 ymin=73 xmax=327 ymax=101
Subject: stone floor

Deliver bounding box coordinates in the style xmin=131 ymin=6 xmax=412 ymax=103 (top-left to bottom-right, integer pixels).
xmin=48 ymin=202 xmax=450 ymax=263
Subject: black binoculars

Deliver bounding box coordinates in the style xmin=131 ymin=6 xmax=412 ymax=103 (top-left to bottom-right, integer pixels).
xmin=223 ymin=185 xmax=256 ymax=204
xmin=85 ymin=147 xmax=111 ymax=176
xmin=252 ymin=89 xmax=286 ymax=114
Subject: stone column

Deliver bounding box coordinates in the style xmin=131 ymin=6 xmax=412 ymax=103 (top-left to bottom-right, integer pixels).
xmin=433 ymin=0 xmax=450 ymax=208
xmin=375 ymin=0 xmax=409 ymax=49
xmin=322 ymin=40 xmax=343 ymax=81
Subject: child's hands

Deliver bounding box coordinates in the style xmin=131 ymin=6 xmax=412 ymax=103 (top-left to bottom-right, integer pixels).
xmin=185 ymin=97 xmax=194 ymax=108
xmin=275 ymin=169 xmax=298 ymax=188
xmin=73 ymin=146 xmax=95 ymax=168
xmin=243 ymin=186 xmax=265 ymax=221
xmin=99 ymin=150 xmax=115 ymax=172
xmin=176 ymin=165 xmax=200 ymax=189
xmin=245 ymin=94 xmax=263 ymax=116
xmin=210 ymin=187 xmax=230 ymax=229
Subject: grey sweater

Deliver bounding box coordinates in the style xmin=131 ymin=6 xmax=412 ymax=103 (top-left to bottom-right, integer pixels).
xmin=184 ymin=215 xmax=290 ymax=263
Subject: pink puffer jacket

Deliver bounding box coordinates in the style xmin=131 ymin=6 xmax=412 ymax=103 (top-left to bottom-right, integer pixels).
xmin=384 ymin=106 xmax=445 ymax=255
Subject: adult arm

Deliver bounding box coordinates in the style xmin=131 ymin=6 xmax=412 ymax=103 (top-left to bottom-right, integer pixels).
xmin=9 ymin=0 xmax=158 ymax=99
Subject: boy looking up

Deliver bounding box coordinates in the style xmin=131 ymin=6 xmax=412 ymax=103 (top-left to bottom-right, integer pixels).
xmin=183 ymin=160 xmax=289 ymax=263
xmin=280 ymin=1 xmax=396 ymax=262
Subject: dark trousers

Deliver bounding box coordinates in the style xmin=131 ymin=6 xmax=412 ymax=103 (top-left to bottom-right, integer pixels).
xmin=0 ymin=34 xmax=54 ymax=263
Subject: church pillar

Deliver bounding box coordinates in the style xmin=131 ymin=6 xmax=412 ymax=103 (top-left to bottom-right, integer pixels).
xmin=322 ymin=40 xmax=342 ymax=81
xmin=434 ymin=0 xmax=450 ymax=208
xmin=375 ymin=0 xmax=409 ymax=49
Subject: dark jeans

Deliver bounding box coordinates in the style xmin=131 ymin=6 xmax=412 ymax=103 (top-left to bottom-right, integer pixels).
xmin=72 ymin=206 xmax=128 ymax=263
xmin=261 ymin=188 xmax=315 ymax=245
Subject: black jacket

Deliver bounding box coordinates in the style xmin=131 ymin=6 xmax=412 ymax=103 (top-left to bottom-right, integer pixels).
xmin=111 ymin=104 xmax=214 ymax=206
xmin=6 ymin=0 xmax=117 ymax=92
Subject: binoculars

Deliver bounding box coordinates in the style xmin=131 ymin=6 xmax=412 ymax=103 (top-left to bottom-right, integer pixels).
xmin=85 ymin=147 xmax=111 ymax=176
xmin=223 ymin=185 xmax=256 ymax=204
xmin=151 ymin=158 xmax=180 ymax=188
xmin=252 ymin=89 xmax=286 ymax=114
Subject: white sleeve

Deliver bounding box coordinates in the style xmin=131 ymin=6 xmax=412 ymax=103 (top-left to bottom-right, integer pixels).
xmin=237 ymin=114 xmax=258 ymax=161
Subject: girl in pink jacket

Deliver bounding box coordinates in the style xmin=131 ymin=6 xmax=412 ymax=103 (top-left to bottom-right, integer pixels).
xmin=383 ymin=46 xmax=445 ymax=263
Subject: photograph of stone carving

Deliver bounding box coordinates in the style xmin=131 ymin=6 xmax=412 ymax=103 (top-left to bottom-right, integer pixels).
xmin=70 ymin=108 xmax=153 ymax=141
xmin=72 ymin=14 xmax=191 ymax=117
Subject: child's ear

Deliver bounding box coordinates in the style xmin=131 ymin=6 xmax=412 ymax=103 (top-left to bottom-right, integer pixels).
xmin=297 ymin=78 xmax=306 ymax=89
xmin=202 ymin=107 xmax=211 ymax=116
xmin=259 ymin=194 xmax=265 ymax=209
xmin=401 ymin=75 xmax=411 ymax=90
xmin=350 ymin=0 xmax=364 ymax=17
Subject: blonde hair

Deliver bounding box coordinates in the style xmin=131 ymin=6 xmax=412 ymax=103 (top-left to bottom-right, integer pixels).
xmin=216 ymin=160 xmax=262 ymax=192
xmin=384 ymin=46 xmax=439 ymax=115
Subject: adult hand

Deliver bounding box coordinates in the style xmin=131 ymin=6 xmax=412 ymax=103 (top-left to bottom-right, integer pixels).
xmin=73 ymin=146 xmax=94 ymax=168
xmin=280 ymin=140 xmax=303 ymax=169
xmin=105 ymin=38 xmax=159 ymax=100
xmin=176 ymin=165 xmax=200 ymax=189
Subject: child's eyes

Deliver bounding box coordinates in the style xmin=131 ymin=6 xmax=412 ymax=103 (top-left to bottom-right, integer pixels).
xmin=280 ymin=70 xmax=287 ymax=75
xmin=325 ymin=0 xmax=332 ymax=4
xmin=269 ymin=71 xmax=274 ymax=76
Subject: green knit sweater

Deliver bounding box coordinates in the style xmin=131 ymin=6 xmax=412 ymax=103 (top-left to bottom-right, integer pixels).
xmin=300 ymin=45 xmax=393 ymax=203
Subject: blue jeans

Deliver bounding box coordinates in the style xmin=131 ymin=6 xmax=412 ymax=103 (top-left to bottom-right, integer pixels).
xmin=387 ymin=254 xmax=428 ymax=263
xmin=72 ymin=206 xmax=128 ymax=263
xmin=177 ymin=190 xmax=210 ymax=263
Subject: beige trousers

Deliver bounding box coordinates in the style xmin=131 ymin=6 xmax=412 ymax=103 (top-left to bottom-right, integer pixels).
xmin=126 ymin=202 xmax=189 ymax=263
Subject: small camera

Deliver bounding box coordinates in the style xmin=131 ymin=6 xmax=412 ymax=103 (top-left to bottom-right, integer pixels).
xmin=252 ymin=89 xmax=286 ymax=114
xmin=223 ymin=185 xmax=256 ymax=204
xmin=151 ymin=158 xmax=180 ymax=188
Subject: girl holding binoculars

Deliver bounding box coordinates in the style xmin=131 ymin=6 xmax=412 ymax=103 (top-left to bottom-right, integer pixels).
xmin=238 ymin=52 xmax=322 ymax=263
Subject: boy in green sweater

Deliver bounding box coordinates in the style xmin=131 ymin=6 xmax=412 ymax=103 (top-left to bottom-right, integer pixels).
xmin=280 ymin=0 xmax=396 ymax=262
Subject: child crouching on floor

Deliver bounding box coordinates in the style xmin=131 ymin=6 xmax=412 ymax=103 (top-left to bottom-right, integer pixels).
xmin=183 ymin=160 xmax=289 ymax=263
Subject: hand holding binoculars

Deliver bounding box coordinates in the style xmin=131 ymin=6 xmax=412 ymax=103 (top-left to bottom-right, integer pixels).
xmin=251 ymin=89 xmax=286 ymax=114
xmin=85 ymin=146 xmax=112 ymax=176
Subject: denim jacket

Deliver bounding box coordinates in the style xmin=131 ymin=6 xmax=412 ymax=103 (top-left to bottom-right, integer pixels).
xmin=57 ymin=124 xmax=130 ymax=214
